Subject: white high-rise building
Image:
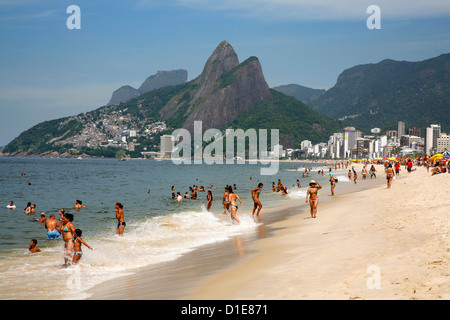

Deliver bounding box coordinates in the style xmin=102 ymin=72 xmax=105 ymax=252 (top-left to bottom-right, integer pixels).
xmin=398 ymin=121 xmax=405 ymax=138
xmin=160 ymin=135 xmax=174 ymax=158
xmin=437 ymin=133 xmax=450 ymax=153
xmin=425 ymin=124 xmax=441 ymax=155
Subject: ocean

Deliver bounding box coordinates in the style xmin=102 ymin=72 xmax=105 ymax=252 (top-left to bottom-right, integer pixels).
xmin=0 ymin=157 xmax=352 ymax=300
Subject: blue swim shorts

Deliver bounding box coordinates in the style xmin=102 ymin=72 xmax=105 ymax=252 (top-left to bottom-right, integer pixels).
xmin=47 ymin=230 xmax=61 ymax=240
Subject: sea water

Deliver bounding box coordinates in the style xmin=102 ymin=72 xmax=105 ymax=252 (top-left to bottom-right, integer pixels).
xmin=0 ymin=157 xmax=351 ymax=299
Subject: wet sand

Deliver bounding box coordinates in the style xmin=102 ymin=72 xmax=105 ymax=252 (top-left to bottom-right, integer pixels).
xmin=187 ymin=164 xmax=449 ymax=300
xmin=88 ymin=165 xmax=378 ymax=299
xmin=88 ymin=164 xmax=448 ymax=300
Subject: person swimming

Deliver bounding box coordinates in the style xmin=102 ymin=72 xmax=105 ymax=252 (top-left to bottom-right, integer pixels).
xmin=73 ymin=200 xmax=85 ymax=209
xmin=6 ymin=200 xmax=16 ymax=209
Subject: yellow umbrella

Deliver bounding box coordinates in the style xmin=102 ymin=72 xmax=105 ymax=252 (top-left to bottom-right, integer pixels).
xmin=431 ymin=154 xmax=444 ymax=159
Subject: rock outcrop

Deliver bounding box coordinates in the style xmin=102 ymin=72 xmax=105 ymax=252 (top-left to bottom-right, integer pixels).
xmin=160 ymin=41 xmax=273 ymax=132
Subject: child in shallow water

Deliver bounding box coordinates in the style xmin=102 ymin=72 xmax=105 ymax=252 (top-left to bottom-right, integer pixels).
xmin=72 ymin=229 xmax=93 ymax=265
xmin=29 ymin=239 xmax=41 ymax=253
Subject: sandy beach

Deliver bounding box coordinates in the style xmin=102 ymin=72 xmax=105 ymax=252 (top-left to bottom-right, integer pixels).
xmin=89 ymin=164 xmax=449 ymax=300
xmin=186 ymin=164 xmax=449 ymax=300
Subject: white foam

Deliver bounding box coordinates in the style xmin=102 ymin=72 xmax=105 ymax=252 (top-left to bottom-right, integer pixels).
xmin=0 ymin=207 xmax=262 ymax=300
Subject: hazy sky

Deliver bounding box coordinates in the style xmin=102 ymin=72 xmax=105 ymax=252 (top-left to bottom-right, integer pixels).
xmin=1 ymin=0 xmax=449 ymax=146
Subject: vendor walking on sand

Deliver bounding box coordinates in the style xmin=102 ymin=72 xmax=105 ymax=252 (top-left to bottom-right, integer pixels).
xmin=306 ymin=180 xmax=322 ymax=219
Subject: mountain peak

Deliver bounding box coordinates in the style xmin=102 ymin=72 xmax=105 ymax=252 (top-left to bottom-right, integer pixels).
xmin=195 ymin=41 xmax=240 ymax=96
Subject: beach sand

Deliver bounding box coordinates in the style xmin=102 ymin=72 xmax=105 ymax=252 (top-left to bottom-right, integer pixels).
xmin=89 ymin=164 xmax=449 ymax=300
xmin=187 ymin=164 xmax=449 ymax=300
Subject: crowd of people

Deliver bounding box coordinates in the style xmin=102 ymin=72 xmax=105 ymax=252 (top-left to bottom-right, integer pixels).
xmin=5 ymin=193 xmax=128 ymax=266
xmin=7 ymin=156 xmax=447 ymax=266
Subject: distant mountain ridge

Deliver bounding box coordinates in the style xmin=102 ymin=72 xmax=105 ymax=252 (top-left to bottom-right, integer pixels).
xmin=2 ymin=41 xmax=342 ymax=156
xmin=306 ymin=54 xmax=450 ymax=133
xmin=272 ymin=84 xmax=325 ymax=105
xmin=107 ymin=69 xmax=187 ymax=105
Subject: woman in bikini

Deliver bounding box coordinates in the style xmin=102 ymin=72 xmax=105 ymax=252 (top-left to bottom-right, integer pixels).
xmin=59 ymin=213 xmax=76 ymax=266
xmin=306 ymin=180 xmax=322 ymax=218
xmin=329 ymin=174 xmax=336 ymax=196
xmin=206 ymin=190 xmax=213 ymax=212
xmin=228 ymin=186 xmax=243 ymax=224
xmin=251 ymin=183 xmax=263 ymax=218
xmin=386 ymin=164 xmax=395 ymax=188
xmin=222 ymin=187 xmax=230 ymax=214
xmin=72 ymin=229 xmax=93 ymax=265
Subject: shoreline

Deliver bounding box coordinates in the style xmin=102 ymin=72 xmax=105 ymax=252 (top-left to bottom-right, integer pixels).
xmin=186 ymin=165 xmax=449 ymax=300
xmin=87 ymin=164 xmax=387 ymax=299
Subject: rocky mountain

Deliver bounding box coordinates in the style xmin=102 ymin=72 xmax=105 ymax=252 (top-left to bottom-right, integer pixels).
xmin=2 ymin=41 xmax=342 ymax=156
xmin=108 ymin=85 xmax=141 ymax=106
xmin=272 ymin=84 xmax=325 ymax=105
xmin=107 ymin=69 xmax=187 ymax=105
xmin=160 ymin=41 xmax=273 ymax=133
xmin=308 ymin=54 xmax=450 ymax=133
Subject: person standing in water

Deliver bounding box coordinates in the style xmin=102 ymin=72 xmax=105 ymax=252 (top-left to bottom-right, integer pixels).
xmin=251 ymin=183 xmax=263 ymax=218
xmin=228 ymin=186 xmax=243 ymax=224
xmin=206 ymin=191 xmax=213 ymax=212
xmin=222 ymin=187 xmax=230 ymax=214
xmin=72 ymin=229 xmax=93 ymax=265
xmin=45 ymin=214 xmax=61 ymax=239
xmin=115 ymin=202 xmax=126 ymax=236
xmin=59 ymin=213 xmax=76 ymax=266
xmin=306 ymin=180 xmax=322 ymax=219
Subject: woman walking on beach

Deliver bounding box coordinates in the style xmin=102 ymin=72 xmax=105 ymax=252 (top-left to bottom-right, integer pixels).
xmin=329 ymin=174 xmax=336 ymax=196
xmin=115 ymin=202 xmax=126 ymax=236
xmin=369 ymin=165 xmax=377 ymax=179
xmin=251 ymin=183 xmax=263 ymax=218
xmin=228 ymin=186 xmax=243 ymax=224
xmin=386 ymin=164 xmax=395 ymax=189
xmin=306 ymin=180 xmax=322 ymax=218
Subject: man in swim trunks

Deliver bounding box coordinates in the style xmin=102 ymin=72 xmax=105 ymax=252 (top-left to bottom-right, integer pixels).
xmin=115 ymin=202 xmax=126 ymax=236
xmin=45 ymin=214 xmax=61 ymax=239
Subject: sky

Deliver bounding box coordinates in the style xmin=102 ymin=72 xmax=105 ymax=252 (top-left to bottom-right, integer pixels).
xmin=0 ymin=0 xmax=449 ymax=146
